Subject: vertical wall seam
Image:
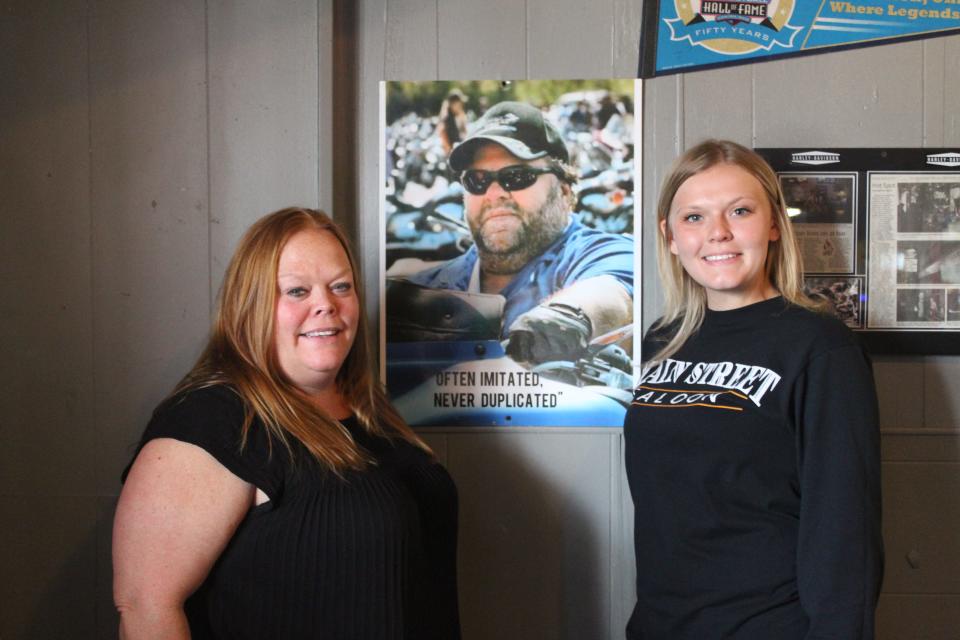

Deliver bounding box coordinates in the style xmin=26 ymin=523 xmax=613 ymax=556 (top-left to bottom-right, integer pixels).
xmin=85 ymin=1 xmax=101 ymax=631
xmin=436 ymin=0 xmax=440 ymax=79
xmin=86 ymin=0 xmax=96 ymax=461
xmin=922 ymin=356 xmax=927 ymax=427
xmin=941 ymin=42 xmax=947 ymax=146
xmin=949 ymin=43 xmax=954 ymax=143
xmin=608 ymin=433 xmax=618 ymax=635
xmin=524 ymin=0 xmax=529 ymax=79
xmin=378 ymin=0 xmax=390 ymax=79
xmin=611 ymin=0 xmax=618 ymax=75
xmin=322 ymin=0 xmax=324 ymax=209
xmin=331 ymin=1 xmax=360 ymax=245
xmin=677 ymin=77 xmax=685 ymax=153
xmin=609 ymin=0 xmax=614 ymax=74
xmin=751 ymin=66 xmax=757 ymax=146
xmin=921 ymin=42 xmax=927 ymax=146
xmin=204 ymin=0 xmax=213 ymax=316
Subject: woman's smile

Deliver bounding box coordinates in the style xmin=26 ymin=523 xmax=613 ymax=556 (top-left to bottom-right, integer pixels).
xmin=664 ymin=163 xmax=781 ymax=310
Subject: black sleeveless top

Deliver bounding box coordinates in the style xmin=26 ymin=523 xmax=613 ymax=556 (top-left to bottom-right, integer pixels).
xmin=124 ymin=385 xmax=460 ymax=639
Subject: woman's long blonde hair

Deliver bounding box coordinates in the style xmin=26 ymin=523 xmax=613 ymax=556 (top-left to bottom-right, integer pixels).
xmin=171 ymin=207 xmax=430 ymax=472
xmin=650 ymin=139 xmax=820 ymax=364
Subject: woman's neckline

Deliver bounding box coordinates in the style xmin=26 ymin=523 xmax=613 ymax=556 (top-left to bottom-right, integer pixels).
xmin=703 ymin=295 xmax=787 ymax=327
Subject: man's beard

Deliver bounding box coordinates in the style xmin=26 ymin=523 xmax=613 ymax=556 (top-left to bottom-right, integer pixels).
xmin=472 ymin=185 xmax=569 ymax=276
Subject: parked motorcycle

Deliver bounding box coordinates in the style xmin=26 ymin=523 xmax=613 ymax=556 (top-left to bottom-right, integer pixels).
xmin=384 ymin=279 xmax=633 ymax=427
xmin=384 ymin=183 xmax=471 ymax=271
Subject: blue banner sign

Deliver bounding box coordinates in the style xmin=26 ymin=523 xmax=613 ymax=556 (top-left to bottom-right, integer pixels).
xmin=640 ymin=0 xmax=960 ymax=77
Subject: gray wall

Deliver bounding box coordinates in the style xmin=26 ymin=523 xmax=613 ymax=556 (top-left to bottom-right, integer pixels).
xmin=2 ymin=1 xmax=959 ymax=639
xmin=1 ymin=2 xmax=333 ymax=637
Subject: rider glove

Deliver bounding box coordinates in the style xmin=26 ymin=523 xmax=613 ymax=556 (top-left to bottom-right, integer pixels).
xmin=505 ymin=302 xmax=592 ymax=364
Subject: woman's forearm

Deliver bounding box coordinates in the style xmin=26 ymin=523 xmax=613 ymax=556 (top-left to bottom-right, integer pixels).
xmin=118 ymin=603 xmax=191 ymax=640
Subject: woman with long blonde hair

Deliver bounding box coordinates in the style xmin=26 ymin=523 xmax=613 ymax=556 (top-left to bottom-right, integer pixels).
xmin=113 ymin=207 xmax=460 ymax=639
xmin=624 ymin=141 xmax=882 ymax=639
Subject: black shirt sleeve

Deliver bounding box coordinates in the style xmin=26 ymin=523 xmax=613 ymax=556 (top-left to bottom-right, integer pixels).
xmin=125 ymin=385 xmax=284 ymax=501
xmin=794 ymin=343 xmax=883 ymax=639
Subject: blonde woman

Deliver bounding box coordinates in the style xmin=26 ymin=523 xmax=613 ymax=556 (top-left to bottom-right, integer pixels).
xmin=113 ymin=208 xmax=460 ymax=639
xmin=624 ymin=141 xmax=882 ymax=639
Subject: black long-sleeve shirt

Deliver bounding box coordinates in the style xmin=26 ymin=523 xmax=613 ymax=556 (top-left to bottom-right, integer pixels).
xmin=624 ymin=297 xmax=882 ymax=639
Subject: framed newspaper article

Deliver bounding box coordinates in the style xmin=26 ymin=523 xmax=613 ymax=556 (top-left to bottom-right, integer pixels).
xmin=757 ymin=147 xmax=960 ymax=355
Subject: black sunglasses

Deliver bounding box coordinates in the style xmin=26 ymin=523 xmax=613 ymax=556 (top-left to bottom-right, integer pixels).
xmin=459 ymin=165 xmax=563 ymax=196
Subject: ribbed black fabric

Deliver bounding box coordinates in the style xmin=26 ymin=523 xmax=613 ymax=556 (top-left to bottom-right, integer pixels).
xmin=125 ymin=385 xmax=460 ymax=639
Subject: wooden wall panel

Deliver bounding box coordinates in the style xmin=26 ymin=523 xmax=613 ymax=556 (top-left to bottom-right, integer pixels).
xmin=882 ymin=434 xmax=960 ymax=463
xmin=384 ymin=0 xmax=438 ymax=80
xmin=89 ymin=0 xmax=210 ymax=495
xmin=924 ymin=357 xmax=960 ymax=429
xmin=683 ymin=66 xmax=754 ymax=145
xmin=753 ymin=43 xmax=924 ymax=147
xmin=922 ymin=38 xmax=947 ymax=146
xmin=207 ymin=0 xmax=321 ymax=295
xmin=613 ymin=433 xmax=636 ymax=633
xmin=877 ymin=594 xmax=960 ymax=640
xmin=0 ymin=496 xmax=99 ymax=639
xmin=356 ymin=0 xmax=391 ymax=329
xmin=529 ymin=0 xmax=643 ymax=79
xmin=419 ymin=431 xmax=449 ymax=466
xmin=438 ymin=0 xmax=527 ymax=79
xmin=639 ymin=75 xmax=681 ymax=332
xmin=946 ymin=36 xmax=960 ymax=144
xmin=612 ymin=0 xmax=643 ymax=78
xmin=1 ymin=6 xmax=105 ymax=639
xmin=97 ymin=497 xmax=120 ymax=639
xmin=0 ymin=2 xmax=324 ymax=638
xmin=0 ymin=5 xmax=95 ymax=497
xmin=318 ymin=0 xmax=334 ymax=215
xmin=882 ymin=462 xmax=960 ymax=594
xmin=449 ymin=431 xmax=616 ymax=639
xmin=527 ymin=0 xmax=613 ymax=79
xmin=925 ymin=34 xmax=960 ymax=146
xmin=873 ymin=358 xmax=926 ymax=430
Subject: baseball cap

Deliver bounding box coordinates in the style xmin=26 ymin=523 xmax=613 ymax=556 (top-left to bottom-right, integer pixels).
xmin=448 ymin=101 xmax=569 ymax=172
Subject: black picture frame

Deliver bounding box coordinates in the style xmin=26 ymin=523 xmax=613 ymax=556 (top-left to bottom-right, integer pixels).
xmin=756 ymin=147 xmax=960 ymax=356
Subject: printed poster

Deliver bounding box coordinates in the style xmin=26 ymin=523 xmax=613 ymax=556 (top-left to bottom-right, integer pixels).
xmin=380 ymin=80 xmax=641 ymax=426
xmin=640 ymin=1 xmax=960 ymax=77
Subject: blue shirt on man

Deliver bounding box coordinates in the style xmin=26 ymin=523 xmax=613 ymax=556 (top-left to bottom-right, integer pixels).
xmin=405 ymin=216 xmax=634 ymax=337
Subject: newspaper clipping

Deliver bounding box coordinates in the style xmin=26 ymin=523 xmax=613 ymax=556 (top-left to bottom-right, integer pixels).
xmin=867 ymin=172 xmax=960 ymax=328
xmin=780 ymin=173 xmax=857 ymax=273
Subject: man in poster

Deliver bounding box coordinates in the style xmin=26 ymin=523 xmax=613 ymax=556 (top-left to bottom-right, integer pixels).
xmin=404 ymin=101 xmax=634 ymax=365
